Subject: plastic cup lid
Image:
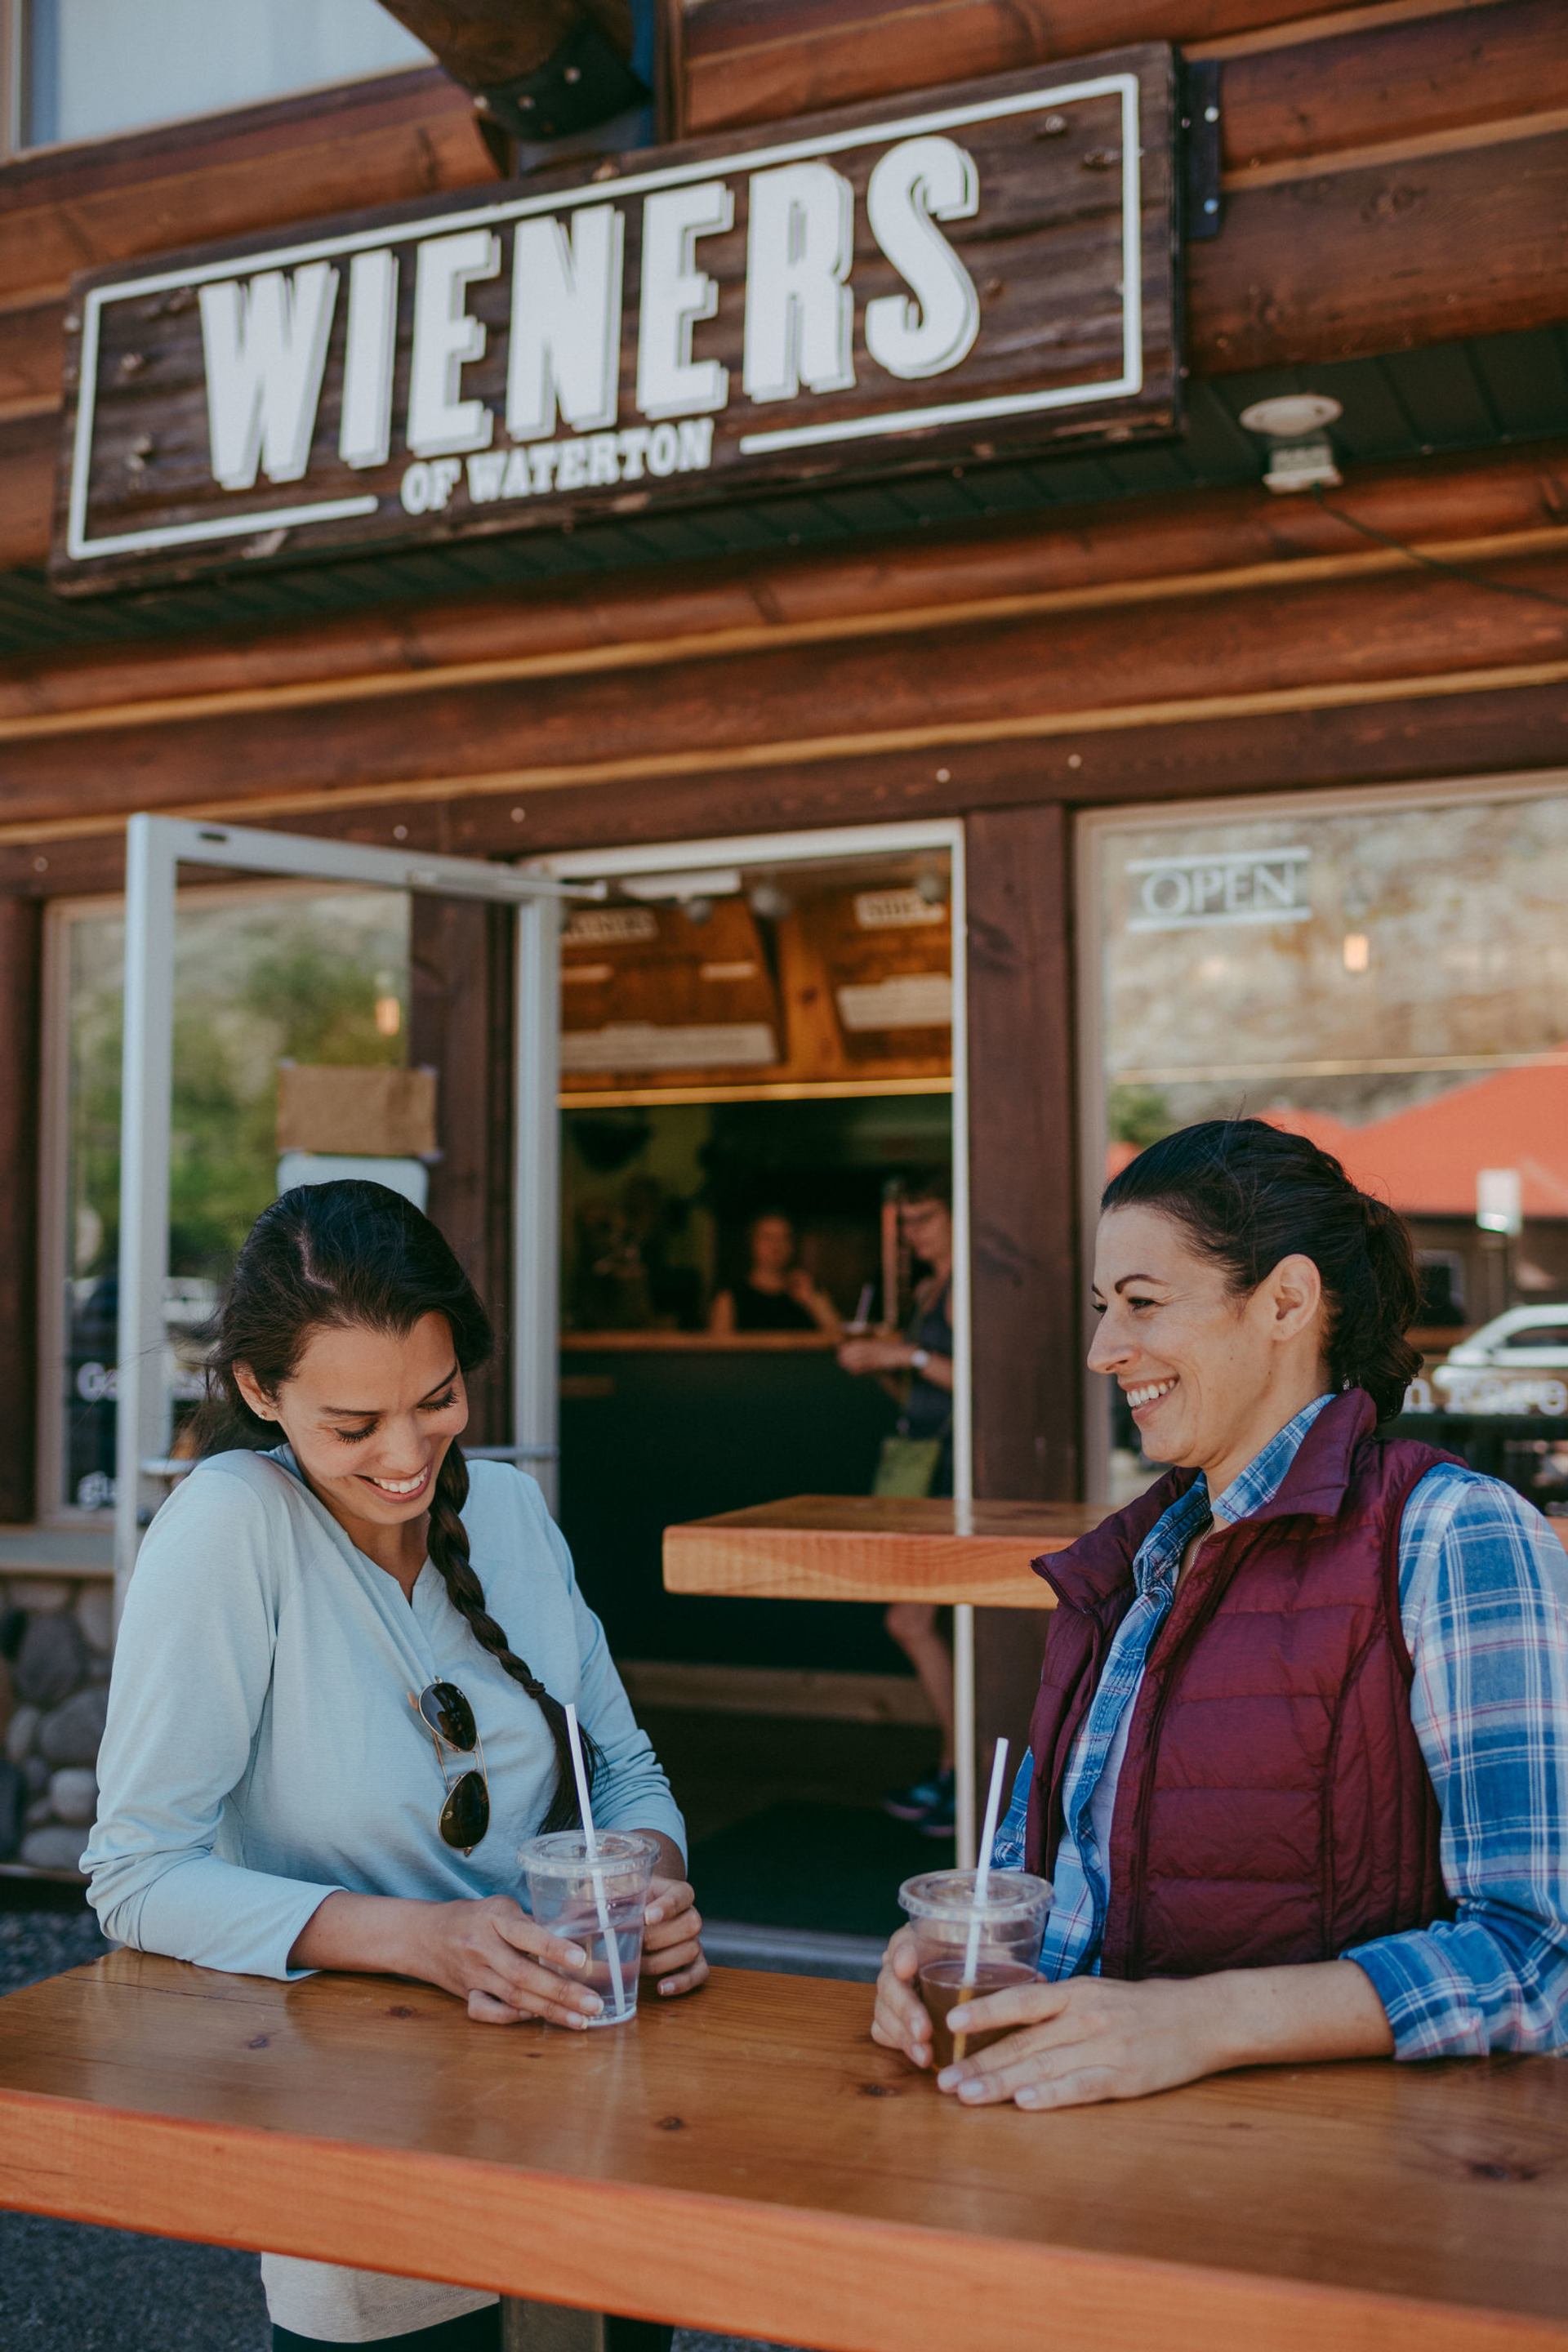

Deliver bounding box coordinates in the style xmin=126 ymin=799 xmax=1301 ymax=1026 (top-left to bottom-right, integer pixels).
xmin=898 ymin=1867 xmax=1053 ymax=1922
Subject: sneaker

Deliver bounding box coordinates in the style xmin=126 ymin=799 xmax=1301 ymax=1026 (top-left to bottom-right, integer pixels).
xmin=883 ymin=1766 xmax=955 ymax=1828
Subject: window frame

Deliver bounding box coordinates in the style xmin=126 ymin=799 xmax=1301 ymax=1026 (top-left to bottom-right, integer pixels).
xmin=36 ymin=875 xmax=417 ymax=1526
xmin=1075 ymin=766 xmax=1568 ymax=1505
xmin=0 ymin=0 xmax=431 ymax=161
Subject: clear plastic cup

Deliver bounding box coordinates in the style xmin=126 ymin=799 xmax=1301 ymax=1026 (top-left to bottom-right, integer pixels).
xmin=898 ymin=1868 xmax=1052 ymax=2070
xmin=519 ymin=1830 xmax=657 ymax=2028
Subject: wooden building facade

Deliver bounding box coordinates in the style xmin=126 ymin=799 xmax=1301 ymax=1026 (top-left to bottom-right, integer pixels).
xmin=2 ymin=0 xmax=1567 ymax=1802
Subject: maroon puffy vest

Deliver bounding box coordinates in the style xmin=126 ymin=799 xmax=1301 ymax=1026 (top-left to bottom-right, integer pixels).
xmin=1023 ymin=1389 xmax=1459 ymax=1977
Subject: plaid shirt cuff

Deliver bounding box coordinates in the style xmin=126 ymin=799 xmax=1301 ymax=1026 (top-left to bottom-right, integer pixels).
xmin=1344 ymin=1931 xmax=1498 ymax=2060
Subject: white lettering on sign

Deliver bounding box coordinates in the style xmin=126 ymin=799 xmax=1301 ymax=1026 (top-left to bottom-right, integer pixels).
xmin=853 ymin=889 xmax=947 ymax=929
xmin=407 ymin=229 xmax=501 ymax=458
xmin=743 ymin=162 xmax=858 ymax=404
xmin=198 ymin=261 xmax=339 ymax=489
xmin=1434 ymin=1370 xmax=1568 ymax=1418
xmin=837 ymin=974 xmax=953 ymax=1031
xmin=64 ymin=65 xmax=1162 ymax=570
xmin=339 ymin=249 xmax=399 ymax=470
xmin=564 ymin=906 xmax=660 ymax=945
xmin=864 ymin=137 xmax=981 ymax=380
xmin=507 ymin=205 xmax=626 ymax=443
xmin=1126 ymin=849 xmax=1312 ymax=932
xmin=561 ymin=1022 xmax=777 ymax=1071
xmin=452 ymin=416 xmax=714 ymax=511
xmin=637 ymin=180 xmax=733 ymax=422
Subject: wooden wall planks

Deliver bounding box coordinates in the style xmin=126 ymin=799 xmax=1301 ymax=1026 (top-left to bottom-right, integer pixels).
xmin=1 ymin=528 xmax=1562 ymax=834
xmin=0 ymin=69 xmax=496 ymax=309
xmin=5 ymin=440 xmax=1563 ymax=735
xmin=1 ymin=12 xmax=1566 ymax=569
xmin=965 ymin=804 xmax=1081 ymax=1766
xmin=680 ymin=0 xmax=1374 ymax=129
xmin=679 ymin=0 xmax=1563 ymax=143
xmin=1219 ymin=0 xmax=1568 ymax=178
xmin=1189 ymin=123 xmax=1568 ymax=370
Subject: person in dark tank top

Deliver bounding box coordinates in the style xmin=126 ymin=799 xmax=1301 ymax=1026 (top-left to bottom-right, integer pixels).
xmin=709 ymin=1210 xmax=841 ymax=1338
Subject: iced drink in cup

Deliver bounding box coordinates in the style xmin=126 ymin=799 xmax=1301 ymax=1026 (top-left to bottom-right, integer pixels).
xmin=898 ymin=1869 xmax=1052 ymax=2070
xmin=519 ymin=1829 xmax=657 ymax=2026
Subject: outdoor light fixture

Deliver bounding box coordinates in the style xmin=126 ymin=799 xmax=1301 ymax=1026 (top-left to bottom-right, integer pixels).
xmin=748 ymin=880 xmax=794 ymax=921
xmin=1342 ymin=933 xmax=1370 ymax=973
xmin=1477 ymin=1168 xmax=1524 ymax=1238
xmin=915 ymin=869 xmax=950 ymax=906
xmin=1238 ymin=394 xmax=1344 ymax=494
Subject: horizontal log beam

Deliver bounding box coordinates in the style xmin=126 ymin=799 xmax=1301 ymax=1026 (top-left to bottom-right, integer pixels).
xmin=2 ymin=441 xmax=1563 ymax=729
xmin=1221 ymin=0 xmax=1568 ymax=179
xmin=0 ymin=522 xmax=1563 ymax=833
xmin=0 ymin=68 xmax=495 ymax=311
xmin=680 ymin=0 xmax=1556 ymax=140
xmin=5 ymin=666 xmax=1566 ymax=896
xmin=680 ymin=0 xmax=1377 ymax=132
xmin=1190 ymin=122 xmax=1568 ymax=368
xmin=0 ymin=412 xmax=55 ymax=572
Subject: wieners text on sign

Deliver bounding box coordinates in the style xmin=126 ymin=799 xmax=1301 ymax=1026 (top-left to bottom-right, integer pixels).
xmin=51 ymin=49 xmax=1178 ymax=593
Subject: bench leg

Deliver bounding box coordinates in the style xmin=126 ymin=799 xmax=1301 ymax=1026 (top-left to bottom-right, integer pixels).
xmin=500 ymin=2297 xmax=674 ymax=2352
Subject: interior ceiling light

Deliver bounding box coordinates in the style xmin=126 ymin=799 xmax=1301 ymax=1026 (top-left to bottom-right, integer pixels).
xmin=1238 ymin=393 xmax=1343 ymax=495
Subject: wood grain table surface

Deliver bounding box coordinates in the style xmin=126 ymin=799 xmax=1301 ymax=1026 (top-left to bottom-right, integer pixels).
xmin=1 ymin=1952 xmax=1566 ymax=2352
xmin=662 ymin=1494 xmax=1105 ymax=1608
xmin=664 ymin=1494 xmax=1568 ymax=1609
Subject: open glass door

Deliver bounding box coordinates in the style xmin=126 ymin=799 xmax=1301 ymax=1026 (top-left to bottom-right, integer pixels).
xmin=113 ymin=814 xmax=592 ymax=1615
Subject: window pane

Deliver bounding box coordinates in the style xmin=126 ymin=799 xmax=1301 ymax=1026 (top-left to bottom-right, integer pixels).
xmin=59 ymin=888 xmax=411 ymax=1513
xmin=24 ymin=0 xmax=430 ymax=149
xmin=1089 ymin=788 xmax=1568 ymax=1515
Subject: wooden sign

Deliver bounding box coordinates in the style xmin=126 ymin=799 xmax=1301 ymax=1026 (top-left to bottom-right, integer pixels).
xmin=51 ymin=47 xmax=1179 ymax=594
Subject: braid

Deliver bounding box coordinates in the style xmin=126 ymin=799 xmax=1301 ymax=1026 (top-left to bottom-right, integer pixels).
xmin=427 ymin=1445 xmax=603 ymax=1834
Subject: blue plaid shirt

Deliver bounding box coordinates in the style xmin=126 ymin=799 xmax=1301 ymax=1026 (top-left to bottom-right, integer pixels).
xmin=993 ymin=1394 xmax=1568 ymax=2059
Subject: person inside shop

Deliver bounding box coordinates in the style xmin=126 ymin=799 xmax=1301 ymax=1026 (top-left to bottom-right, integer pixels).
xmin=86 ymin=1180 xmax=705 ymax=2352
xmin=872 ymin=1119 xmax=1568 ymax=2105
xmin=709 ymin=1206 xmax=841 ymax=1336
xmin=838 ymin=1171 xmax=958 ymax=1838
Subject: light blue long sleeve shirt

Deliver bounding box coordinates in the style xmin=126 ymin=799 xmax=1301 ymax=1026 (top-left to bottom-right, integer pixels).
xmin=85 ymin=1448 xmax=685 ymax=1981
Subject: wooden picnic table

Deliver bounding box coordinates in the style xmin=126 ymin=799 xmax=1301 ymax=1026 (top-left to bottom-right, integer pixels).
xmin=662 ymin=1494 xmax=1103 ymax=1607
xmin=1 ymin=1949 xmax=1566 ymax=2352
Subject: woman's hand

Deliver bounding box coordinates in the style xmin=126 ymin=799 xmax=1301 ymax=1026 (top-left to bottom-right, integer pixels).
xmin=402 ymin=1894 xmax=609 ymax=2029
xmin=935 ymin=1974 xmax=1237 ymax=2109
xmin=871 ymin=1926 xmax=933 ymax=2067
xmin=838 ymin=1336 xmax=911 ymax=1375
xmin=642 ymin=1875 xmax=709 ymax=1998
xmin=935 ymin=1958 xmax=1396 ymax=2109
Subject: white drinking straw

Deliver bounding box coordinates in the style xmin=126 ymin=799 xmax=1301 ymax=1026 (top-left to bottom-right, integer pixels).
xmin=565 ymin=1701 xmax=627 ymax=2020
xmin=949 ymin=1740 xmax=1010 ymax=2051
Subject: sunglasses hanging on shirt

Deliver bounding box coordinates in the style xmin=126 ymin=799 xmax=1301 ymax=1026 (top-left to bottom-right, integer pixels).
xmin=412 ymin=1680 xmax=490 ymax=1852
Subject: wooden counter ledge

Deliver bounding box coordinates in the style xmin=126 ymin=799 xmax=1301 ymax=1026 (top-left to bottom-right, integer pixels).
xmin=2 ymin=1953 xmax=1567 ymax=2352
xmin=664 ymin=1494 xmax=1103 ymax=1607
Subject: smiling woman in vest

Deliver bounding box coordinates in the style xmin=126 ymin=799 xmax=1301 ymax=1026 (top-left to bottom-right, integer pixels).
xmin=86 ymin=1182 xmax=702 ymax=2351
xmin=872 ymin=1120 xmax=1568 ymax=2107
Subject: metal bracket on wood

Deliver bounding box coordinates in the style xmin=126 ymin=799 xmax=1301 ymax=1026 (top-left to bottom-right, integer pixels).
xmin=1181 ymin=59 xmax=1223 ymax=242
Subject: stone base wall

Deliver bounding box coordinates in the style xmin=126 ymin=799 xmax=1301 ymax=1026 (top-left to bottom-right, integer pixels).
xmin=0 ymin=1575 xmax=112 ymax=1873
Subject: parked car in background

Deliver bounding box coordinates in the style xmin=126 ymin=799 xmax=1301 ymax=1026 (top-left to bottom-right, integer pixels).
xmin=1429 ymin=1307 xmax=1568 ymax=1418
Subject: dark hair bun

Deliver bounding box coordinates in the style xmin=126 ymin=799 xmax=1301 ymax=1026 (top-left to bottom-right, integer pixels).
xmin=1102 ymin=1120 xmax=1421 ymax=1421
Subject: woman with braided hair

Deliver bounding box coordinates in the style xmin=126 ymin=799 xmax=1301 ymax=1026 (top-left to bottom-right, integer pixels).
xmin=86 ymin=1180 xmax=702 ymax=2352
